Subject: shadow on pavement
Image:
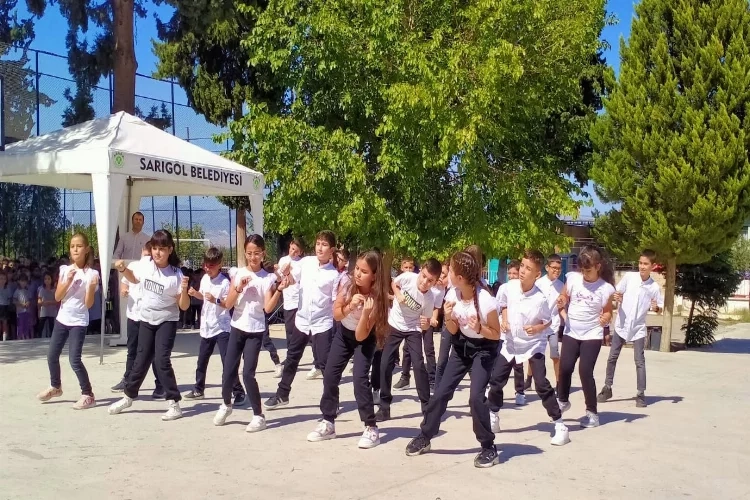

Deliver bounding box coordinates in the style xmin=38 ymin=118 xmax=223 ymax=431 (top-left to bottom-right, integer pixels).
xmin=692 ymin=337 xmax=750 ymax=354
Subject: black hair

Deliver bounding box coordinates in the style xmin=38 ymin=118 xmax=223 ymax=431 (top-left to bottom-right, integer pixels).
xmin=421 ymin=258 xmax=442 ymax=277
xmin=316 ymin=230 xmax=336 ymax=248
xmin=547 ymin=253 xmax=562 ymax=264
xmin=245 ymin=234 xmax=266 ymax=251
xmin=578 ymin=244 xmax=615 ymax=286
xmin=203 ymin=247 xmax=223 ymax=265
xmin=150 ymin=229 xmax=181 ymax=268
xmin=523 ymin=249 xmax=545 ymax=270
xmin=132 ymin=211 xmax=145 ymax=220
xmin=290 ymin=237 xmax=305 ymax=252
xmin=640 ymin=249 xmax=657 ymax=263
xmin=508 ymin=259 xmax=521 ymax=271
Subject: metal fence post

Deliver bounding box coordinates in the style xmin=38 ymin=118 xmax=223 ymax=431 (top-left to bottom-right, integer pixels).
xmin=174 ymin=196 xmax=180 ymax=254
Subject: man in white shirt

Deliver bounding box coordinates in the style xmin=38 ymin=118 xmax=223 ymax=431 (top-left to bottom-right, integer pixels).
xmin=376 ymin=259 xmax=441 ymax=422
xmin=113 ymin=212 xmax=151 ymax=261
xmin=264 ymin=230 xmax=340 ymax=410
xmin=599 ymin=249 xmax=664 ymax=408
xmin=487 ymin=250 xmax=570 ymax=446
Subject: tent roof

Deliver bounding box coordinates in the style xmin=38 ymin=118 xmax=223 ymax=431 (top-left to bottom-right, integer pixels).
xmin=0 ymin=111 xmax=263 ymax=197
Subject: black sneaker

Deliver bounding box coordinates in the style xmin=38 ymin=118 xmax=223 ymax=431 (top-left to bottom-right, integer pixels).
xmin=597 ymin=386 xmax=612 ymax=403
xmin=635 ymin=393 xmax=647 ymax=408
xmin=263 ymin=395 xmax=289 ymax=410
xmin=111 ymin=380 xmax=125 ymax=393
xmin=234 ymin=393 xmax=247 ymax=406
xmin=474 ymin=445 xmax=499 ymax=468
xmin=151 ymin=389 xmax=166 ymax=400
xmin=184 ymin=390 xmax=204 ymax=400
xmin=523 ymin=376 xmax=533 ymax=391
xmin=405 ymin=435 xmax=431 ymax=456
xmin=375 ymin=407 xmax=390 ymax=422
xmin=394 ymin=376 xmax=411 ymax=391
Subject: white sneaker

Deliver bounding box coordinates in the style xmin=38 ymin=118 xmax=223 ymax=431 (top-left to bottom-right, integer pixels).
xmin=246 ymin=415 xmax=267 ymax=433
xmin=306 ymin=368 xmax=322 ymax=380
xmin=581 ymin=411 xmax=600 ymax=428
xmin=348 ymin=362 xmax=354 ymax=375
xmin=162 ymin=400 xmax=183 ymax=421
xmin=273 ymin=364 xmax=283 ymax=378
xmin=358 ymin=426 xmax=380 ymax=449
xmin=372 ymin=389 xmax=381 ymax=406
xmin=108 ymin=396 xmax=133 ymax=415
xmin=490 ymin=411 xmax=500 ymax=433
xmin=307 ymin=420 xmax=336 ymax=442
xmin=213 ymin=404 xmax=233 ymax=426
xmin=550 ymin=421 xmax=570 ymax=446
xmin=558 ymin=399 xmax=571 ymax=413
xmin=515 ymin=393 xmax=526 ymax=406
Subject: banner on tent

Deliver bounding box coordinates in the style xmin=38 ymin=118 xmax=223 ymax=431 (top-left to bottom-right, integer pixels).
xmin=110 ymin=150 xmax=263 ymax=194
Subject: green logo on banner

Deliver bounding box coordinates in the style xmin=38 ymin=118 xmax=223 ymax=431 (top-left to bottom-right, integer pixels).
xmin=113 ymin=151 xmax=124 ymax=168
xmin=253 ymin=176 xmax=260 ymax=190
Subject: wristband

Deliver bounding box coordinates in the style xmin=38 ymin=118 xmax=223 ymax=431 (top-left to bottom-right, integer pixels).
xmin=216 ymin=297 xmax=221 ymax=305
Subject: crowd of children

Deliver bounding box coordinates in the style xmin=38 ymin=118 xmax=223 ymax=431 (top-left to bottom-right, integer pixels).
xmin=31 ymin=228 xmax=664 ymax=469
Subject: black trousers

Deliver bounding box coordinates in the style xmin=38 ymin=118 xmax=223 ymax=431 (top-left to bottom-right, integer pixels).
xmin=488 ymin=352 xmax=561 ymax=420
xmin=195 ymin=331 xmax=244 ymax=396
xmin=262 ymin=325 xmax=281 ymax=365
xmin=434 ymin=326 xmax=452 ymax=388
xmin=283 ymin=308 xmax=297 ymax=356
xmin=401 ymin=327 xmax=436 ymax=383
xmin=124 ymin=321 xmax=181 ymax=401
xmin=371 ymin=349 xmax=382 ymax=391
xmin=47 ymin=321 xmax=92 ymax=395
xmin=320 ymin=326 xmax=377 ymax=426
xmin=495 ymin=339 xmax=526 ymax=394
xmin=276 ymin=326 xmax=333 ymax=399
xmin=222 ymin=327 xmax=264 ymax=413
xmin=123 ymin=318 xmax=161 ymax=392
xmin=311 ymin=326 xmax=332 ymax=371
xmin=420 ymin=335 xmax=498 ymax=448
xmin=558 ymin=335 xmax=602 ymax=413
xmin=380 ymin=327 xmax=430 ymax=412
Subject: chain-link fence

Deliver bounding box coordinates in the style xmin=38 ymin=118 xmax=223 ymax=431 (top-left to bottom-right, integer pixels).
xmin=1 ymin=42 xmax=246 ymax=267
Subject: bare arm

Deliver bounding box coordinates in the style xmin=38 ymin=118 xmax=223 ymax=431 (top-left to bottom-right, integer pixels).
xmin=264 ymin=279 xmax=285 ymax=314
xmin=480 ymin=309 xmax=501 ymax=340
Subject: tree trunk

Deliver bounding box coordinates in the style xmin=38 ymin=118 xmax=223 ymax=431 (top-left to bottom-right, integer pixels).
xmin=660 ymin=256 xmax=677 ymax=352
xmin=686 ymin=298 xmax=696 ymax=333
xmin=236 ymin=209 xmax=247 ymax=267
xmin=111 ymin=0 xmax=136 ymax=114
xmin=383 ymin=250 xmax=394 ymax=278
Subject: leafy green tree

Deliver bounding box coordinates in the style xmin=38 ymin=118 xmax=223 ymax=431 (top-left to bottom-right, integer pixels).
xmin=153 ymin=0 xmax=285 ymax=264
xmin=225 ymin=0 xmax=607 ymax=261
xmin=590 ymin=0 xmax=750 ymax=351
xmin=730 ymin=235 xmax=750 ymax=273
xmin=675 ymin=252 xmax=742 ymax=347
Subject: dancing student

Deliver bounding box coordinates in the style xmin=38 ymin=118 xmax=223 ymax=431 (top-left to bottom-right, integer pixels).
xmin=213 ymin=235 xmax=286 ymax=431
xmin=526 ymin=253 xmax=564 ymax=388
xmin=375 ymin=258 xmax=440 ymax=422
xmin=109 ymin=230 xmax=190 ymax=421
xmin=487 ymin=250 xmax=570 ymax=446
xmin=306 ymin=250 xmax=390 ymax=448
xmin=37 ymin=233 xmax=100 ymax=410
xmin=276 ymin=238 xmax=305 ymax=377
xmin=183 ymin=247 xmax=246 ymax=404
xmin=599 ymin=249 xmax=663 ymax=408
xmin=111 ymin=242 xmax=164 ymax=398
xmin=556 ymin=245 xmax=616 ymax=428
xmin=405 ymin=251 xmax=501 ymax=468
xmin=495 ymin=260 xmax=527 ymax=404
xmin=396 ymin=262 xmax=448 ymax=390
xmin=264 ymin=230 xmax=339 ymax=410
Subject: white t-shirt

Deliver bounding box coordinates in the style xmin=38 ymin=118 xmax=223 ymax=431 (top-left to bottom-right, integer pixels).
xmin=499 ymin=280 xmax=551 ymax=362
xmin=56 ymin=265 xmax=100 ymax=327
xmin=431 ymin=286 xmax=447 ymax=309
xmin=200 ymin=273 xmax=232 ymax=338
xmin=122 ymin=257 xmax=151 ymax=321
xmin=536 ymin=275 xmax=564 ymax=337
xmin=445 ymin=286 xmax=496 ymax=339
xmin=277 ymin=255 xmax=302 ymax=311
xmin=231 ymin=268 xmax=274 ymax=333
xmin=294 ymin=256 xmax=339 ymax=335
xmin=564 ymin=272 xmax=616 ymax=341
xmin=388 ymin=272 xmax=435 ymax=332
xmin=615 ymin=272 xmax=664 ymax=342
xmin=135 ymin=260 xmax=184 ymax=326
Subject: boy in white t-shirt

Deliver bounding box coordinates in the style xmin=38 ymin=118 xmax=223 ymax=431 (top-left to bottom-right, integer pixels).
xmin=276 ymin=238 xmax=304 ymax=375
xmin=529 ymin=253 xmax=564 ymax=387
xmin=487 ymin=250 xmax=570 ymax=446
xmin=183 ymin=248 xmax=245 ymax=403
xmin=494 ymin=260 xmax=527 ymax=405
xmin=599 ymin=249 xmax=663 ymax=408
xmin=111 ymin=242 xmax=163 ymax=398
xmin=375 ymin=259 xmax=441 ymax=422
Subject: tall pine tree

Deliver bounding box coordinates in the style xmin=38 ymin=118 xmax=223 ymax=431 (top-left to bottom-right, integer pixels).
xmin=591 ymin=0 xmax=750 ymax=351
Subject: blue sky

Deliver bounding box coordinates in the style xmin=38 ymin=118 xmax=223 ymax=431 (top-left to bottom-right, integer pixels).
xmin=17 ymin=0 xmax=637 ymax=231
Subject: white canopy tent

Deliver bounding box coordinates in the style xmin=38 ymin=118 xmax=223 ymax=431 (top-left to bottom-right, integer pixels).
xmin=0 ymin=111 xmax=264 ymax=362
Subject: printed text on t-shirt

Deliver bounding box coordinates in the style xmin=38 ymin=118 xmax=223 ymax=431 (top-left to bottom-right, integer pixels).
xmin=402 ymin=291 xmax=422 ymax=312
xmin=143 ymin=279 xmax=165 ymax=295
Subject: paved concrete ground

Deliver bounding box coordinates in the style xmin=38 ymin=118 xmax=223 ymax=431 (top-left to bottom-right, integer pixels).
xmin=1 ymin=323 xmax=749 ymax=500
